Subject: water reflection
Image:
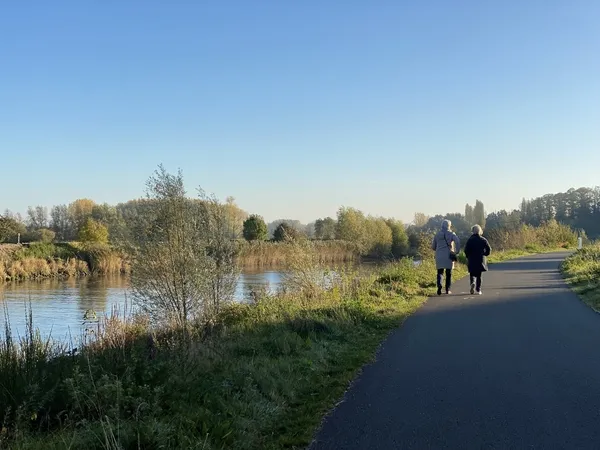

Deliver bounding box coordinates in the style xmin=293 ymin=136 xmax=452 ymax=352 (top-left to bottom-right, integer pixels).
xmin=0 ymin=261 xmax=398 ymax=342
xmin=0 ymin=272 xmax=284 ymax=341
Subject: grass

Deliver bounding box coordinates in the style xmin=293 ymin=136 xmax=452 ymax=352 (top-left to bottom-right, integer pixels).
xmin=0 ymin=257 xmax=464 ymax=450
xmin=560 ymin=244 xmax=600 ymax=311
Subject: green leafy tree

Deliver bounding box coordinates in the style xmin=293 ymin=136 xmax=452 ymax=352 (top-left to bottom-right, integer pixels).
xmin=465 ymin=204 xmax=474 ymax=225
xmin=473 ymin=200 xmax=486 ymax=229
xmin=243 ymin=215 xmax=268 ymax=241
xmin=69 ymin=198 xmax=96 ymax=231
xmin=0 ymin=215 xmax=26 ymax=243
xmin=79 ymin=218 xmax=109 ymax=244
xmin=50 ymin=204 xmax=74 ymax=241
xmin=336 ymin=207 xmax=366 ymax=243
xmin=273 ymin=222 xmax=300 ymax=242
xmin=128 ymin=165 xmax=238 ymax=327
xmin=314 ymin=217 xmax=336 ymax=240
xmin=364 ymin=217 xmax=393 ymax=258
xmin=386 ymin=219 xmax=410 ymax=258
xmin=413 ymin=212 xmax=429 ymax=228
xmin=36 ymin=228 xmax=56 ymax=243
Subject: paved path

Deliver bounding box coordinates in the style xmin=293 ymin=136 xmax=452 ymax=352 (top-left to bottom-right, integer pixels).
xmin=310 ymin=252 xmax=600 ymax=450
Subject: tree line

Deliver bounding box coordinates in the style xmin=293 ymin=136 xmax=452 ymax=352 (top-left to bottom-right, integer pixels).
xmin=2 ymin=184 xmax=598 ymax=259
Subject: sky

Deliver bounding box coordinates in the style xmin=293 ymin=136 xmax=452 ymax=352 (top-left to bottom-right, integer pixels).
xmin=1 ymin=1 xmax=599 ymax=224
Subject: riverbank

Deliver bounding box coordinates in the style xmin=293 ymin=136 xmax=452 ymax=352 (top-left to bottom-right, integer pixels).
xmin=0 ymin=241 xmax=357 ymax=283
xmin=0 ymin=244 xmax=577 ymax=449
xmin=1 ymin=257 xmax=461 ymax=449
xmin=0 ymin=242 xmax=129 ymax=282
xmin=560 ymin=244 xmax=600 ymax=311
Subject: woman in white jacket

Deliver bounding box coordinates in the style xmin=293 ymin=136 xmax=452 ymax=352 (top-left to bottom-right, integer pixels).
xmin=431 ymin=219 xmax=461 ymax=295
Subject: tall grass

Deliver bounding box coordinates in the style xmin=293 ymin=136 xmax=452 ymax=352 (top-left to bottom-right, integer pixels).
xmin=0 ymin=243 xmax=128 ymax=282
xmin=561 ymin=244 xmax=600 ymax=311
xmin=236 ymin=240 xmax=358 ymax=269
xmin=0 ymin=252 xmax=459 ymax=449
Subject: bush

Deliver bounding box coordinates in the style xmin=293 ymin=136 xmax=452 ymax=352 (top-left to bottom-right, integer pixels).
xmin=273 ymin=222 xmax=300 ymax=242
xmin=243 ymin=214 xmax=268 ymax=241
xmin=78 ymin=218 xmax=109 ymax=244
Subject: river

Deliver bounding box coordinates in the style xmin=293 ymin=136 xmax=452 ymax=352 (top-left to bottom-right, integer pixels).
xmin=0 ymin=270 xmax=286 ymax=343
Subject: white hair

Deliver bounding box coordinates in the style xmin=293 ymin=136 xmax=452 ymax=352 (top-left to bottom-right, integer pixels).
xmin=472 ymin=224 xmax=483 ymax=235
xmin=441 ymin=219 xmax=451 ymax=231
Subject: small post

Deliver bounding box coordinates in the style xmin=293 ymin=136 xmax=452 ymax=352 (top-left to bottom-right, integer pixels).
xmin=17 ymin=233 xmax=20 ymax=244
xmin=578 ymin=236 xmax=583 ymax=250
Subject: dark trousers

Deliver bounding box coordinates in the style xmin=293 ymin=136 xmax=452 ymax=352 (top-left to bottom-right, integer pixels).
xmin=470 ymin=272 xmax=482 ymax=291
xmin=437 ymin=268 xmax=452 ymax=290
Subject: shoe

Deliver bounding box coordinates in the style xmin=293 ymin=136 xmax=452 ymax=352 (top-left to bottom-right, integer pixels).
xmin=446 ymin=290 xmax=451 ymax=295
xmin=437 ymin=287 xmax=442 ymax=296
xmin=477 ymin=290 xmax=482 ymax=295
xmin=470 ymin=285 xmax=475 ymax=295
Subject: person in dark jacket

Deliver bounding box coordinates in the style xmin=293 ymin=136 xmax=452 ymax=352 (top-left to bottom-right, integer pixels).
xmin=463 ymin=224 xmax=492 ymax=295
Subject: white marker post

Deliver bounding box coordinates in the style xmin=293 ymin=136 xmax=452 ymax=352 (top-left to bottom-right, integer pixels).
xmin=578 ymin=237 xmax=583 ymax=250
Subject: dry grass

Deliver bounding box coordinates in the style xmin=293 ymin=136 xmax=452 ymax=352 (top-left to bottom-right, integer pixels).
xmin=237 ymin=240 xmax=358 ymax=269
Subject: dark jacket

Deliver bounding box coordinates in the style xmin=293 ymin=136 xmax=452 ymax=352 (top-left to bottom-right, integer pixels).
xmin=464 ymin=234 xmax=492 ymax=273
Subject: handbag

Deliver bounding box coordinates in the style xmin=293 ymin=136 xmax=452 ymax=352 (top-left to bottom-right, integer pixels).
xmin=443 ymin=233 xmax=458 ymax=262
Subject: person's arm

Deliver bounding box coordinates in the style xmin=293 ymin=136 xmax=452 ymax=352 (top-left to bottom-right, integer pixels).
xmin=431 ymin=234 xmax=437 ymax=251
xmin=464 ymin=237 xmax=471 ymax=258
xmin=453 ymin=233 xmax=461 ymax=254
xmin=484 ymin=238 xmax=491 ymax=256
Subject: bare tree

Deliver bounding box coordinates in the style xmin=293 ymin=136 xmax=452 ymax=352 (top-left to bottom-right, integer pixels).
xmin=128 ymin=166 xmax=238 ymax=328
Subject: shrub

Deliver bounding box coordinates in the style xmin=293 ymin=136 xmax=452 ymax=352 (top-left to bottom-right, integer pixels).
xmin=273 ymin=222 xmax=300 ymax=242
xmin=79 ymin=218 xmax=109 ymax=244
xmin=243 ymin=214 xmax=268 ymax=241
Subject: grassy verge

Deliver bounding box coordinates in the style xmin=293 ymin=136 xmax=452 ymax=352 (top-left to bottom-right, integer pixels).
xmin=1 ymin=258 xmax=464 ymax=450
xmin=560 ymin=244 xmax=600 ymax=311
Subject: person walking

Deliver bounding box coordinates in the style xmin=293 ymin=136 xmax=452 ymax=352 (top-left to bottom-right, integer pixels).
xmin=463 ymin=224 xmax=492 ymax=295
xmin=431 ymin=219 xmax=461 ymax=295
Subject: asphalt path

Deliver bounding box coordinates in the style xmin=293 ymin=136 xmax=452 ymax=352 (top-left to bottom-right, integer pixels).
xmin=310 ymin=252 xmax=600 ymax=450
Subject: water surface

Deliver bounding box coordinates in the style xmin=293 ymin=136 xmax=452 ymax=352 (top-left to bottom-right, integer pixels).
xmin=0 ymin=271 xmax=285 ymax=342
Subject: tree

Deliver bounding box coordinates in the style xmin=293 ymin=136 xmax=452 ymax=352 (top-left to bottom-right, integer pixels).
xmin=128 ymin=165 xmax=238 ymax=327
xmin=51 ymin=204 xmax=74 ymax=241
xmin=36 ymin=228 xmax=56 ymax=243
xmin=314 ymin=217 xmax=336 ymax=240
xmin=268 ymin=219 xmax=305 ymax=238
xmin=69 ymin=198 xmax=96 ymax=231
xmin=92 ymin=203 xmax=126 ymax=242
xmin=336 ymin=207 xmax=366 ymax=243
xmin=364 ymin=217 xmax=393 ymax=258
xmin=413 ymin=212 xmax=429 ymax=228
xmin=273 ymin=222 xmax=300 ymax=242
xmin=27 ymin=206 xmax=48 ymax=230
xmin=473 ymin=200 xmax=486 ymax=229
xmin=0 ymin=215 xmax=26 ymax=243
xmin=464 ymin=204 xmax=474 ymax=225
xmin=79 ymin=218 xmax=109 ymax=244
xmin=386 ymin=219 xmax=410 ymax=258
xmin=224 ymin=196 xmax=248 ymax=239
xmin=242 ymin=214 xmax=268 ymax=241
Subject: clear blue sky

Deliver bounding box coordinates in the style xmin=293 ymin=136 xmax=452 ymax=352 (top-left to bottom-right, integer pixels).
xmin=1 ymin=1 xmax=599 ymax=224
